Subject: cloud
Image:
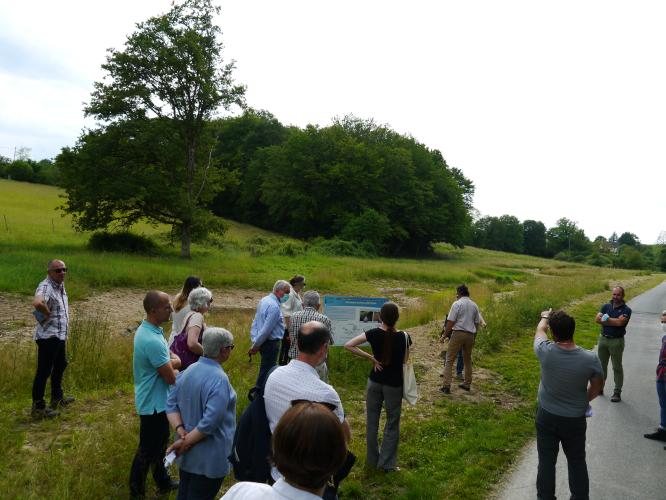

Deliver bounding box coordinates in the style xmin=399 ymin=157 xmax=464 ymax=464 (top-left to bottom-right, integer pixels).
xmin=0 ymin=35 xmax=87 ymax=85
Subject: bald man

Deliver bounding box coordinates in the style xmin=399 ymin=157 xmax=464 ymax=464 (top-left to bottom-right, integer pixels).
xmin=129 ymin=291 xmax=181 ymax=498
xmin=31 ymin=259 xmax=73 ymax=419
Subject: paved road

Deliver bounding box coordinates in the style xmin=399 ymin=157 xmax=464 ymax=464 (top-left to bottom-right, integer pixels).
xmin=494 ymin=281 xmax=666 ymax=500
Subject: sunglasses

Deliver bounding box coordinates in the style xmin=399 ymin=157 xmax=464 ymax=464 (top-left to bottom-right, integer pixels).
xmin=225 ymin=344 xmax=235 ymax=350
xmin=51 ymin=268 xmax=68 ymax=274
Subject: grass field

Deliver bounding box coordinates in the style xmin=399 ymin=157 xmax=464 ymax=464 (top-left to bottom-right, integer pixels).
xmin=0 ymin=178 xmax=663 ymax=499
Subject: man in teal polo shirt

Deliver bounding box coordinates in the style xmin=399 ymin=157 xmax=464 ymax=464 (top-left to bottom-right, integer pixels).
xmin=129 ymin=291 xmax=181 ymax=499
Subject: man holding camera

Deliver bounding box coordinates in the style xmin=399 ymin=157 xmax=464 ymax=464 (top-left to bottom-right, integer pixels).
xmin=595 ymin=286 xmax=632 ymax=402
xmin=534 ymin=308 xmax=604 ymax=500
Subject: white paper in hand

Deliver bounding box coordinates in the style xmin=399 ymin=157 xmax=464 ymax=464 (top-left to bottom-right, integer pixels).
xmin=164 ymin=450 xmax=176 ymax=468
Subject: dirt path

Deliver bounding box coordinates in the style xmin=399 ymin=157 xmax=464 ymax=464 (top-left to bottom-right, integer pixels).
xmin=0 ymin=288 xmax=266 ymax=342
xmin=402 ymin=321 xmax=522 ymax=414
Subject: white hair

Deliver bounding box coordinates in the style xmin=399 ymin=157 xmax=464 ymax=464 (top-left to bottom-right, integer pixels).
xmin=273 ymin=280 xmax=290 ymax=294
xmin=188 ymin=287 xmax=213 ymax=310
xmin=303 ymin=290 xmax=321 ymax=308
xmin=202 ymin=327 xmax=234 ymax=358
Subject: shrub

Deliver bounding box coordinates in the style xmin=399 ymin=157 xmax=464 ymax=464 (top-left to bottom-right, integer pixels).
xmin=88 ymin=231 xmax=160 ymax=254
xmin=308 ymin=237 xmax=373 ymax=257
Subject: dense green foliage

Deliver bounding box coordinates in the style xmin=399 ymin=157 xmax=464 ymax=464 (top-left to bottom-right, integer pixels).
xmin=57 ymin=0 xmax=245 ymax=258
xmin=472 ymin=215 xmax=661 ymax=270
xmin=88 ymin=231 xmax=160 ymax=254
xmin=0 ymin=157 xmax=60 ymax=186
xmin=212 ymin=114 xmax=474 ymax=255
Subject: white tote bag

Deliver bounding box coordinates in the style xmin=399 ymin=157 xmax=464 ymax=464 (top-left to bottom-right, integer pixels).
xmin=402 ymin=332 xmax=418 ymax=405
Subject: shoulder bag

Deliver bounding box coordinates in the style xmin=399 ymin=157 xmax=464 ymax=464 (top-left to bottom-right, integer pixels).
xmin=169 ymin=312 xmax=203 ymax=370
xmin=402 ymin=331 xmax=418 ymax=405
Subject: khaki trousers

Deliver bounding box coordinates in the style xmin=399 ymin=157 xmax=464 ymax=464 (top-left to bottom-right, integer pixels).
xmin=443 ymin=330 xmax=475 ymax=388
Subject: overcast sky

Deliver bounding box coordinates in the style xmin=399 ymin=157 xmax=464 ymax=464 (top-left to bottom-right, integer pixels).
xmin=1 ymin=1 xmax=664 ymax=243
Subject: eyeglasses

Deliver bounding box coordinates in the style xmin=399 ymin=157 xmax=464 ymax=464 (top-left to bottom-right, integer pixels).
xmin=51 ymin=268 xmax=67 ymax=273
xmin=225 ymin=344 xmax=235 ymax=350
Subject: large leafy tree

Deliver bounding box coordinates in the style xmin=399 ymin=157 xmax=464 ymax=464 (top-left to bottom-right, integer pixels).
xmin=546 ymin=218 xmax=589 ymax=255
xmin=60 ymin=0 xmax=245 ymax=257
xmin=523 ymin=219 xmax=547 ymax=256
xmin=245 ymin=117 xmax=472 ymax=254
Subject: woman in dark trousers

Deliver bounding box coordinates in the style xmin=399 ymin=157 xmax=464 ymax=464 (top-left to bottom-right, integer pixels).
xmin=344 ymin=302 xmax=411 ymax=472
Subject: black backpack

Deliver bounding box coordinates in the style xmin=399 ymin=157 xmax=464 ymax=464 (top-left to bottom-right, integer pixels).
xmin=228 ymin=372 xmax=275 ymax=482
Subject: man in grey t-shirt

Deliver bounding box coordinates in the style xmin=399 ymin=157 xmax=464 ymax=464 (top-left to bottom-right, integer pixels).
xmin=534 ymin=308 xmax=604 ymax=500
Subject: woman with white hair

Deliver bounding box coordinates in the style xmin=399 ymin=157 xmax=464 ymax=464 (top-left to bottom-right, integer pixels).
xmin=167 ymin=327 xmax=237 ymax=499
xmin=170 ymin=287 xmax=213 ymax=370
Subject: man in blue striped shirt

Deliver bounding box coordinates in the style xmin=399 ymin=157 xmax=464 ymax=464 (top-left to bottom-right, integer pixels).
xmin=249 ymin=280 xmax=291 ymax=390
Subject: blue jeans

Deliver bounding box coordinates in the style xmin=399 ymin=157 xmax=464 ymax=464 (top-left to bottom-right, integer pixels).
xmin=535 ymin=407 xmax=588 ymax=500
xmin=657 ymin=380 xmax=666 ymax=429
xmin=456 ymin=348 xmax=464 ymax=376
xmin=177 ymin=469 xmax=224 ymax=500
xmin=255 ymin=339 xmax=280 ymax=389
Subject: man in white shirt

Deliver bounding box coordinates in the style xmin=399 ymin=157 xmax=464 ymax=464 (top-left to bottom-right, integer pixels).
xmin=440 ymin=284 xmax=482 ymax=393
xmin=264 ymin=321 xmax=351 ymax=481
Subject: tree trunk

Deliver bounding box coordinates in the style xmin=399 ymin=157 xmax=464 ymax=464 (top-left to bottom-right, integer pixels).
xmin=180 ymin=223 xmax=191 ymax=258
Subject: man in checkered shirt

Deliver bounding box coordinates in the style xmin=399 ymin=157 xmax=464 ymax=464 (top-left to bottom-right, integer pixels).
xmin=288 ymin=291 xmax=333 ymax=381
xmin=31 ymin=259 xmax=74 ymax=418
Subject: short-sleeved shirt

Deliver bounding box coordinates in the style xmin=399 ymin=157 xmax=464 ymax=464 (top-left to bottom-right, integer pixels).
xmin=599 ymin=302 xmax=632 ymax=338
xmin=447 ymin=296 xmax=480 ymax=334
xmin=133 ymin=320 xmax=171 ymax=415
xmin=534 ymin=338 xmax=603 ymax=417
xmin=657 ymin=335 xmax=666 ymax=381
xmin=288 ymin=307 xmax=333 ymax=359
xmin=33 ymin=277 xmax=69 ymax=341
xmin=166 ymin=357 xmax=236 ymax=478
xmin=365 ymin=328 xmax=412 ymax=387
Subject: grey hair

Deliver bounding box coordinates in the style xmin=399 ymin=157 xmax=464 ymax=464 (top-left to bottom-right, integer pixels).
xmin=188 ymin=287 xmax=213 ymax=310
xmin=303 ymin=290 xmax=321 ymax=308
xmin=202 ymin=327 xmax=234 ymax=358
xmin=273 ymin=280 xmax=290 ymax=294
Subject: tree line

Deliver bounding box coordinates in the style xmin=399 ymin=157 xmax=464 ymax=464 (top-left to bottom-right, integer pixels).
xmin=0 ymin=152 xmax=60 ymax=186
xmin=471 ymin=215 xmax=666 ymax=271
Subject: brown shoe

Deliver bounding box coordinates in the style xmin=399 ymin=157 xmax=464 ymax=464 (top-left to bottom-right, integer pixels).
xmin=458 ymin=383 xmax=471 ymax=391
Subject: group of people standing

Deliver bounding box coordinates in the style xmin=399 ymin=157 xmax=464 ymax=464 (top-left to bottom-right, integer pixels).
xmin=27 ymin=259 xmax=666 ymax=500
xmin=127 ymin=274 xmax=416 ymax=499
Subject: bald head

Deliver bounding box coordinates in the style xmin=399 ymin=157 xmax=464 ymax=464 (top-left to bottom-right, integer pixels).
xmin=297 ymin=320 xmax=331 ymax=355
xmin=143 ymin=290 xmax=172 ymax=326
xmin=47 ymin=259 xmax=67 ymax=284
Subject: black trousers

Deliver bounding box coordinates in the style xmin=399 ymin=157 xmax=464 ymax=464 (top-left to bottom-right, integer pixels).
xmin=129 ymin=411 xmax=171 ymax=497
xmin=536 ymin=406 xmax=589 ymax=500
xmin=31 ymin=337 xmax=67 ymax=405
xmin=177 ymin=470 xmax=224 ymax=500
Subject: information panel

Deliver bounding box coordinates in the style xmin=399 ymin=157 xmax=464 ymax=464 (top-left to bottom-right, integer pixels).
xmin=323 ymin=295 xmax=388 ymax=345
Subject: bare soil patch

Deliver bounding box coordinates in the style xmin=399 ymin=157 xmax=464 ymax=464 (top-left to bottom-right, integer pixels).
xmin=403 ymin=321 xmax=522 ymax=416
xmin=0 ymin=288 xmax=266 ymax=342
